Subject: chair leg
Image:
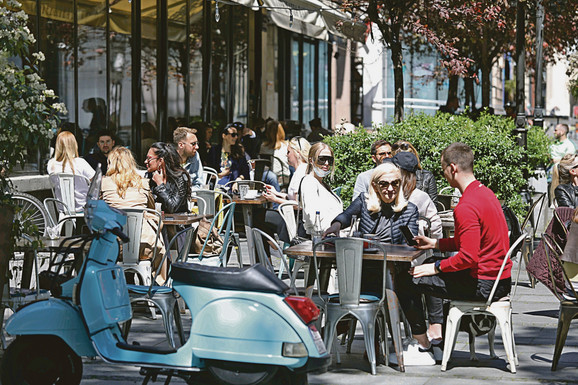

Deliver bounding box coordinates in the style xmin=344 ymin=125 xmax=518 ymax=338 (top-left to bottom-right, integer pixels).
xmin=359 ymin=315 xmax=377 ymax=375
xmin=173 ymin=301 xmax=185 ymax=346
xmin=493 ymin=312 xmax=516 ymax=373
xmin=346 ymin=319 xmax=357 ymax=353
xmin=385 ymin=288 xmax=405 ymax=372
xmin=552 ymin=305 xmax=578 ymax=371
xmin=232 ymin=233 xmax=243 ymax=267
xmin=441 ymin=307 xmax=464 ymax=371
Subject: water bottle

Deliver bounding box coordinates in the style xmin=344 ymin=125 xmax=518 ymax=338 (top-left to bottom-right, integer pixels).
xmin=349 ymin=214 xmax=359 ymax=237
xmin=312 ymin=211 xmax=323 ymax=250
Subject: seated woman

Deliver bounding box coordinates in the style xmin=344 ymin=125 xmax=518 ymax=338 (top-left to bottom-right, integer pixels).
xmin=324 ymin=163 xmax=434 ymax=356
xmin=300 ymin=142 xmax=343 ymax=237
xmin=145 ymin=142 xmax=191 ymax=214
xmin=101 ymin=147 xmax=165 ymax=276
xmin=260 ymin=120 xmax=291 ymax=186
xmin=47 ymin=131 xmax=95 ymax=211
xmin=392 ymin=140 xmax=438 ymax=204
xmin=207 ymin=125 xmax=250 ymax=186
xmin=554 ymin=153 xmax=578 ymax=208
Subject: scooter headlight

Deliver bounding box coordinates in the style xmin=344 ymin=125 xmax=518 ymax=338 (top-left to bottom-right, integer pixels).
xmin=282 ymin=342 xmax=308 ymax=357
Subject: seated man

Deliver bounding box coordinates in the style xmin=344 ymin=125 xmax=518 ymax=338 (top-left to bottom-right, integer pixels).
xmin=411 ymin=142 xmax=511 ymax=303
xmin=173 ymin=126 xmax=204 ymax=189
xmin=84 ymin=129 xmax=115 ymax=175
xmin=352 ymin=139 xmax=392 ymax=200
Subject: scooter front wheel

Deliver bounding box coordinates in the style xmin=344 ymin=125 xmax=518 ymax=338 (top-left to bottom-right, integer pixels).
xmin=206 ymin=361 xmax=307 ymax=385
xmin=1 ymin=335 xmax=83 ymax=385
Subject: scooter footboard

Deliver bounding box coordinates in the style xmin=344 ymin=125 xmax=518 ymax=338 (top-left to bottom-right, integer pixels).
xmin=190 ymin=298 xmax=308 ymax=368
xmin=5 ymin=298 xmax=96 ymax=357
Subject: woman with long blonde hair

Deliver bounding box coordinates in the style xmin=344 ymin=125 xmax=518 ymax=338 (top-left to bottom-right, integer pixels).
xmin=47 ymin=131 xmax=96 ymax=211
xmin=101 ymin=146 xmax=165 ymax=281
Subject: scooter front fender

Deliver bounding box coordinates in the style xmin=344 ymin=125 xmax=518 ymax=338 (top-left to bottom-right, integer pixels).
xmin=191 ymin=298 xmax=307 ymax=367
xmin=5 ymin=298 xmax=96 ymax=357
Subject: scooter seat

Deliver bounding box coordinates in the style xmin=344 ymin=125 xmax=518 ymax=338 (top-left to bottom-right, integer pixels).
xmin=171 ymin=263 xmax=289 ymax=295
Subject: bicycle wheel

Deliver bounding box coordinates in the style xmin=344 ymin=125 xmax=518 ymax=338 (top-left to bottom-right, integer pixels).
xmin=12 ymin=192 xmax=51 ymax=237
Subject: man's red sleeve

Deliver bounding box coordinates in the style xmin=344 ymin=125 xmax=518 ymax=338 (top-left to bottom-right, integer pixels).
xmin=439 ymin=204 xmax=481 ymax=272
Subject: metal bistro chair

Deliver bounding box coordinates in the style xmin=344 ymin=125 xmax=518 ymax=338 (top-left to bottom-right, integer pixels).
xmin=192 ymin=190 xmax=242 ymax=267
xmin=440 ymin=232 xmax=528 ymax=373
xmin=183 ymin=202 xmax=238 ymax=267
xmin=124 ymin=226 xmax=196 ymax=349
xmin=117 ymin=208 xmax=162 ymax=287
xmin=202 ymin=167 xmax=219 ymax=189
xmin=314 ymin=237 xmax=389 ymax=375
xmin=48 ymin=173 xmax=91 ymax=235
xmin=542 ymin=232 xmax=578 ymax=371
xmin=278 ymin=201 xmax=310 ymax=286
xmin=252 ymin=159 xmax=272 ymax=183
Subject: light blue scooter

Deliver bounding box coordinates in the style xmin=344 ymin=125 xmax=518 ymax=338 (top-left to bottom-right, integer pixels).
xmin=2 ymin=171 xmax=329 ymax=384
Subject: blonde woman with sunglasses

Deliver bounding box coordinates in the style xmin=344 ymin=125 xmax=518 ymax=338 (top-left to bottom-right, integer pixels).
xmin=299 ymin=142 xmax=343 ymax=237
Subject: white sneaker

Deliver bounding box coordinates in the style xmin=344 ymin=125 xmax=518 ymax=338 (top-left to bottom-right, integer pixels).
xmin=389 ymin=342 xmax=436 ymax=366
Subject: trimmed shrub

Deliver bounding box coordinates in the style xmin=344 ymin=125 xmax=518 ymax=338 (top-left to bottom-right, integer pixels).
xmin=324 ymin=112 xmax=548 ymax=216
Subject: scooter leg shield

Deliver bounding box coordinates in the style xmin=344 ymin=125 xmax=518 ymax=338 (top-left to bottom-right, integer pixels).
xmin=5 ymin=298 xmax=96 ymax=357
xmin=190 ymin=298 xmax=309 ymax=368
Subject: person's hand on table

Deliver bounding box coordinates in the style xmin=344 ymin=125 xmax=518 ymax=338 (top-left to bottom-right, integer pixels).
xmin=322 ymin=222 xmax=341 ymax=238
xmin=414 ymin=235 xmax=437 ymax=250
xmin=409 ymin=263 xmax=437 ymax=277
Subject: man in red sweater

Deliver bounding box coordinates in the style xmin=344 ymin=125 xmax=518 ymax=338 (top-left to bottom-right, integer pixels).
xmin=411 ymin=142 xmax=511 ymax=301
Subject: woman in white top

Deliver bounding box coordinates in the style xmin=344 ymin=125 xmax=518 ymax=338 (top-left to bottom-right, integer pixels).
xmin=300 ymin=142 xmax=343 ymax=236
xmin=260 ymin=120 xmax=290 ymax=184
xmin=47 ymin=131 xmax=95 ymax=211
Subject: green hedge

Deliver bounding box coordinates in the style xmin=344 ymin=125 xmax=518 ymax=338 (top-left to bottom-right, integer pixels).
xmin=324 ymin=112 xmax=551 ymax=216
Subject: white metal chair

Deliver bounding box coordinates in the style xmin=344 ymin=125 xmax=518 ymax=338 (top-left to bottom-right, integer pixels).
xmin=48 ymin=173 xmax=91 ymax=235
xmin=441 ymin=232 xmax=528 ymax=373
xmin=202 ymin=166 xmax=219 ymax=189
xmin=314 ymin=237 xmax=389 ymax=375
xmin=278 ymin=201 xmax=309 ymax=286
xmin=1 ymin=234 xmax=51 ymax=348
xmin=43 ymin=197 xmax=78 ymax=237
xmin=118 ymin=208 xmax=162 ymax=287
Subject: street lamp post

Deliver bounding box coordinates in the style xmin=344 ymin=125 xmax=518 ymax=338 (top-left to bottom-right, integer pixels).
xmin=514 ymin=0 xmax=528 ymax=153
xmin=534 ymin=0 xmax=545 ymax=129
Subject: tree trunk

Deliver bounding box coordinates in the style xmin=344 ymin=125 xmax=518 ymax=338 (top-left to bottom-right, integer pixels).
xmin=464 ymin=77 xmax=476 ymax=109
xmin=481 ymin=30 xmax=491 ymax=107
xmin=390 ymin=39 xmax=404 ymax=122
xmin=447 ymin=75 xmax=458 ymax=103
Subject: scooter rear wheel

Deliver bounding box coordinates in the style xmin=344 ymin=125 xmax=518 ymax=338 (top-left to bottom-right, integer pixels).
xmin=1 ymin=335 xmax=83 ymax=385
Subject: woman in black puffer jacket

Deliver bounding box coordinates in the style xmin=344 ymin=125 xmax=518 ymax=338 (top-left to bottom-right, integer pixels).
xmin=324 ymin=162 xmax=434 ymax=351
xmin=554 ymin=153 xmax=578 ymax=208
xmin=393 ymin=140 xmax=438 ymax=205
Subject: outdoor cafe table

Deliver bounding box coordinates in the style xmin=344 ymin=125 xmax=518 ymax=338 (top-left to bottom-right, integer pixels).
xmin=161 ymin=213 xmax=214 ymax=258
xmin=285 ymin=240 xmax=427 ymax=372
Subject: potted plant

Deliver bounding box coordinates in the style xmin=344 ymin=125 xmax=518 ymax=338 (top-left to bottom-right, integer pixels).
xmin=0 ymin=0 xmax=66 ymax=297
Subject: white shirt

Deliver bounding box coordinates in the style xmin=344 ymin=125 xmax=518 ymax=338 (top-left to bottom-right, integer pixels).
xmin=300 ymin=174 xmax=343 ymax=235
xmin=287 ymin=163 xmax=307 ymax=201
xmin=47 ymin=157 xmax=95 ymax=211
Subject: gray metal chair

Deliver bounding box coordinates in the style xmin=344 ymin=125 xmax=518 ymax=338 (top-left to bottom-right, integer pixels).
xmin=440 ymin=232 xmax=528 ymax=373
xmin=252 ymin=159 xmax=272 ymax=182
xmin=278 ymin=201 xmax=310 ymax=286
xmin=313 ymin=237 xmax=389 ymax=375
xmin=118 ymin=207 xmax=162 ymax=287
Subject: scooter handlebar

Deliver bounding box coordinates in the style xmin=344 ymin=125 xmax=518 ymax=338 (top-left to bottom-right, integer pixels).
xmin=111 ymin=227 xmax=130 ymax=243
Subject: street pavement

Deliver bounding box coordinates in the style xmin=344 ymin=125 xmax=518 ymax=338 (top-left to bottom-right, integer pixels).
xmin=3 ymin=208 xmax=578 ymax=384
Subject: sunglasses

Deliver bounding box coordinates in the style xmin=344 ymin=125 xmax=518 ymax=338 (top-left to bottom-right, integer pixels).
xmin=145 ymin=156 xmax=159 ymax=163
xmin=291 ymin=136 xmax=304 ymax=152
xmin=392 ymin=143 xmax=410 ymax=151
xmin=375 ymin=179 xmax=400 ymax=189
xmin=316 ymin=156 xmax=334 ymax=166
xmin=226 ymin=132 xmax=238 ymax=138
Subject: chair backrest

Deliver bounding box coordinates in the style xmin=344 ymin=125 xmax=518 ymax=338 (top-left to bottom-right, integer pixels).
xmin=197 ymin=202 xmax=236 ymax=264
xmin=278 ymin=201 xmax=299 ymax=240
xmin=120 ymin=208 xmax=162 ymax=265
xmin=252 ymin=159 xmax=271 ymax=182
xmin=520 ymin=192 xmax=547 ymax=237
xmin=486 ymin=231 xmax=528 ymax=305
xmin=332 ymin=186 xmax=343 ymax=197
xmin=202 ymin=167 xmax=219 ymax=189
xmin=543 ymin=232 xmax=578 ymax=302
xmin=313 ymin=237 xmax=388 ymax=306
xmin=418 ymin=215 xmax=432 ymax=237
xmin=192 ymin=189 xmax=231 ymax=217
xmin=49 ymin=173 xmax=91 ymax=214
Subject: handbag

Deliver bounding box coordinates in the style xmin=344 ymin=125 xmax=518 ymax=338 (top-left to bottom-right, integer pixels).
xmin=193 ymin=217 xmax=224 ymax=255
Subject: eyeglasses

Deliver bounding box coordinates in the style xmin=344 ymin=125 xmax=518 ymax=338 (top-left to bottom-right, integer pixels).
xmin=190 ymin=141 xmax=199 ymax=146
xmin=145 ymin=156 xmax=159 ymax=163
xmin=316 ymin=156 xmax=334 ymax=166
xmin=226 ymin=132 xmax=238 ymax=138
xmin=392 ymin=143 xmax=410 ymax=151
xmin=375 ymin=179 xmax=400 ymax=189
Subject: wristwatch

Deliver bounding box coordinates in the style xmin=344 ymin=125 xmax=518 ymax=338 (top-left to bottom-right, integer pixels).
xmin=434 ymin=260 xmax=442 ymax=274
